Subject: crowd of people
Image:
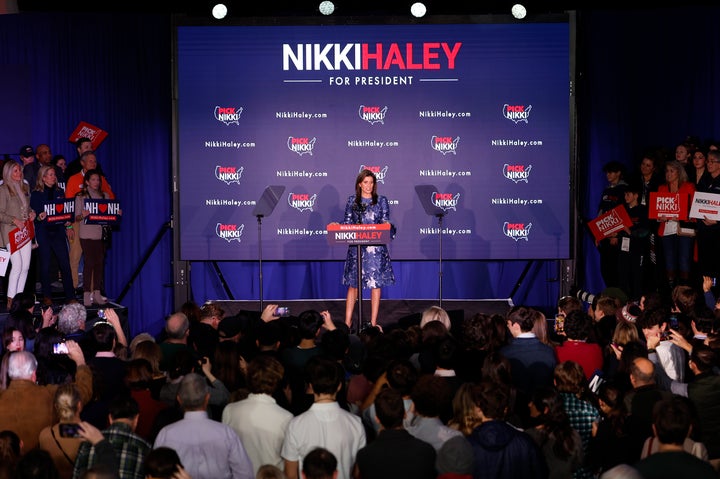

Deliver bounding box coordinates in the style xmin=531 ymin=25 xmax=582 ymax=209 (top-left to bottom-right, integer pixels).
xmin=0 ymin=139 xmax=116 ymax=311
xmin=0 ymin=280 xmax=717 ymax=479
xmin=595 ymin=136 xmax=720 ymax=301
xmin=3 ymin=137 xmax=720 ymax=478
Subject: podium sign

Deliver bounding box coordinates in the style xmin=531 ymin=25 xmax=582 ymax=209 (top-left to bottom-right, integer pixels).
xmin=327 ymin=223 xmax=391 ymax=246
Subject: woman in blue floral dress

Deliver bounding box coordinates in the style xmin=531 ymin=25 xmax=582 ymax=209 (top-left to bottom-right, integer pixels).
xmin=342 ymin=169 xmax=395 ymax=329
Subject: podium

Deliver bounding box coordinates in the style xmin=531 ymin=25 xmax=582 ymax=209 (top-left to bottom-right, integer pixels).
xmin=327 ymin=223 xmax=392 ymax=331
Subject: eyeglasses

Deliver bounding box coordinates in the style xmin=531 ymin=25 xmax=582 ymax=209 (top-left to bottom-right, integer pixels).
xmin=707 ymin=159 xmax=720 ymax=164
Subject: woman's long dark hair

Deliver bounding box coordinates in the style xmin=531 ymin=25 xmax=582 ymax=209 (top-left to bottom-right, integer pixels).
xmin=354 ymin=169 xmax=378 ymax=207
xmin=530 ymin=386 xmax=579 ymax=460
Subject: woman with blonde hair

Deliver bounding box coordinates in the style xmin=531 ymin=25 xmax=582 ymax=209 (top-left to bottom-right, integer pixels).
xmin=448 ymin=382 xmax=483 ymax=436
xmin=420 ymin=305 xmax=451 ymax=331
xmin=0 ymin=160 xmax=36 ymax=309
xmin=38 ymin=384 xmax=84 ymax=479
xmin=30 ymin=164 xmax=75 ymax=305
xmin=656 ymin=160 xmax=696 ymax=288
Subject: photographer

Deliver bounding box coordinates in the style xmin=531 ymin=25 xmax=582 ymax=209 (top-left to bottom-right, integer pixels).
xmin=158 ymin=352 xmax=229 ymax=421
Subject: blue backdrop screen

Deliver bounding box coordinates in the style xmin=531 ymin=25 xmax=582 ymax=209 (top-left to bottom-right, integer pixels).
xmin=177 ymin=21 xmax=571 ymax=261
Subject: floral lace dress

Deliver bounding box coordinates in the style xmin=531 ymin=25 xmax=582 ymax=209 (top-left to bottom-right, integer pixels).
xmin=341 ymin=195 xmax=395 ymax=289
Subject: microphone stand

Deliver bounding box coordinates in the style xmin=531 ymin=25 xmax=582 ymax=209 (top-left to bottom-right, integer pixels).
xmin=436 ymin=212 xmax=444 ymax=308
xmin=257 ymin=214 xmax=265 ymax=312
xmin=353 ymin=202 xmax=366 ymax=332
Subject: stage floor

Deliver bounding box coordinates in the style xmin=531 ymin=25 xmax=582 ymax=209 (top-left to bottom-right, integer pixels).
xmin=210 ymin=298 xmax=514 ymax=330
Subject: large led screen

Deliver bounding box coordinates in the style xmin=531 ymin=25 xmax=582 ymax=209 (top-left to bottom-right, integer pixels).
xmin=176 ymin=20 xmax=571 ymax=261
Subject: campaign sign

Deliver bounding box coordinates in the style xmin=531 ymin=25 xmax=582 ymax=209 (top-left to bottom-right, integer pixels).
xmin=83 ymin=199 xmax=121 ymax=225
xmin=327 ymin=223 xmax=391 ymax=246
xmin=689 ymin=191 xmax=720 ymax=221
xmin=69 ymin=121 xmax=108 ymax=150
xmin=9 ymin=219 xmax=34 ymax=254
xmin=588 ymin=205 xmax=632 ymax=242
xmin=649 ymin=192 xmax=688 ymax=220
xmin=44 ymin=199 xmax=74 ymax=223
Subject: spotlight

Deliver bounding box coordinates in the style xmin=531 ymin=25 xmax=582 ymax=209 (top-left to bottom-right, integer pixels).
xmin=318 ymin=1 xmax=335 ymax=15
xmin=410 ymin=2 xmax=426 ymax=18
xmin=511 ymin=4 xmax=527 ymax=19
xmin=212 ymin=3 xmax=228 ymax=19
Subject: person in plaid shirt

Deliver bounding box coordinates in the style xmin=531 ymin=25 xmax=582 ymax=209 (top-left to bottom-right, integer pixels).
xmin=72 ymin=394 xmax=151 ymax=479
xmin=554 ymin=360 xmax=600 ymax=479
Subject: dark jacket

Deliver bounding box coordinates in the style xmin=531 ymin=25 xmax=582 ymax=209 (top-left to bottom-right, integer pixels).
xmin=468 ymin=420 xmax=548 ymax=479
xmin=688 ymin=372 xmax=720 ymax=459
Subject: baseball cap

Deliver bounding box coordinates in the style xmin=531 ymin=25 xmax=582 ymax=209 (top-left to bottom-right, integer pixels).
xmin=19 ymin=145 xmax=34 ymax=157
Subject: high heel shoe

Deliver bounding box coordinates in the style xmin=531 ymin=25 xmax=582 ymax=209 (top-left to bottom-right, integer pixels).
xmin=93 ymin=290 xmax=108 ymax=305
xmin=83 ymin=291 xmax=93 ymax=307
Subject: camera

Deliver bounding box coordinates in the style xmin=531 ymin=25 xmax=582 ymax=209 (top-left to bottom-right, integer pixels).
xmin=59 ymin=423 xmax=81 ymax=438
xmin=554 ymin=313 xmax=565 ymax=334
xmin=97 ymin=309 xmax=106 ymax=319
xmin=275 ymin=307 xmax=290 ymax=317
xmin=52 ymin=342 xmax=69 ymax=355
xmin=668 ymin=315 xmax=679 ymax=330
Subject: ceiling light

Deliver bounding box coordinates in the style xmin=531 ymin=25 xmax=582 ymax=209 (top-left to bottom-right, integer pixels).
xmin=410 ymin=2 xmax=426 ymax=18
xmin=319 ymin=1 xmax=335 ymax=15
xmin=212 ymin=3 xmax=228 ymax=19
xmin=511 ymin=4 xmax=527 ymax=19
